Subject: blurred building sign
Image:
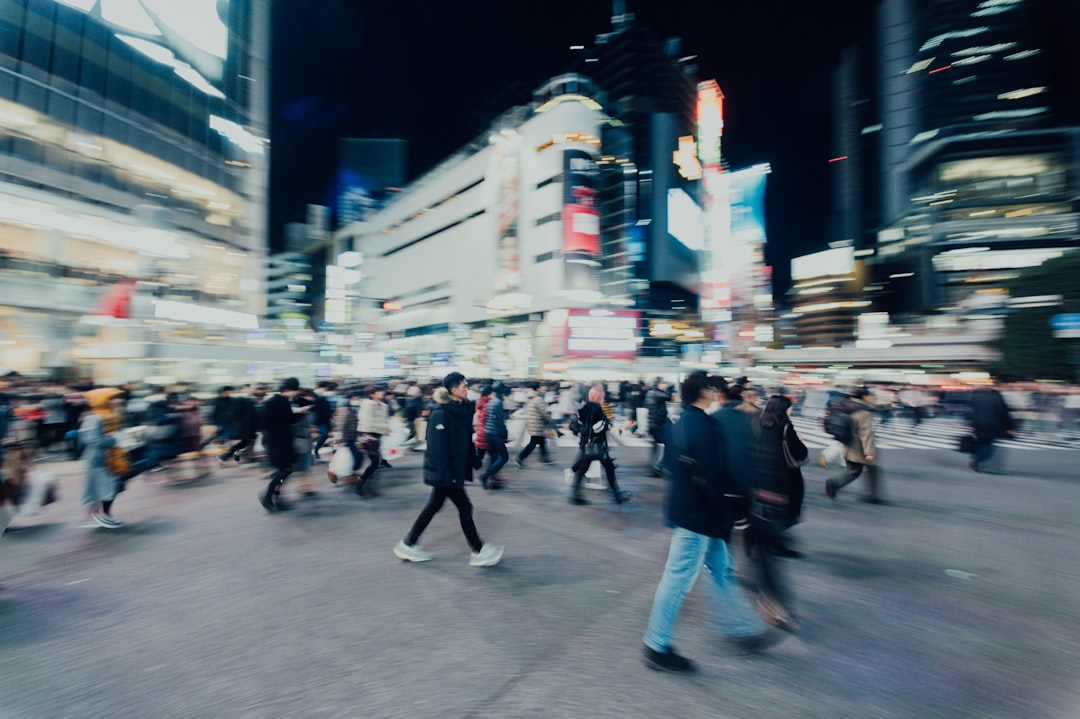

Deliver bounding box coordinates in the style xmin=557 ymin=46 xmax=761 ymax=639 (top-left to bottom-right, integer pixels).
xmin=562 ymin=309 xmax=639 ymax=358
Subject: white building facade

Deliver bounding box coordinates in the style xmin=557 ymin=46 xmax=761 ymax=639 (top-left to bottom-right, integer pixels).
xmin=334 ymin=75 xmax=644 ymax=379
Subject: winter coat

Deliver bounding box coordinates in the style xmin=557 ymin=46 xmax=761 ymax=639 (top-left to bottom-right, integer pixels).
xmin=473 ymin=395 xmax=490 ymax=450
xmin=664 ymin=405 xmax=744 ymax=541
xmin=526 ymin=395 xmax=550 ymax=437
xmin=210 ymin=395 xmax=232 ymax=428
xmin=484 ymin=395 xmax=508 ymax=444
xmin=146 ymin=400 xmax=184 ymax=460
xmin=263 ymin=394 xmax=301 ymax=469
xmin=575 ymin=401 xmax=610 ymax=451
xmin=422 ymin=388 xmax=476 ymax=487
xmin=970 ymin=388 xmax=1015 ymax=440
xmin=839 ymin=398 xmax=877 ymax=464
xmin=312 ymin=393 xmax=334 ymax=427
xmin=645 ymin=387 xmax=670 ymax=433
xmin=712 ymin=400 xmax=757 ymax=491
xmin=228 ymin=396 xmax=259 ymax=440
xmin=358 ymin=398 xmax=389 ymax=436
xmin=79 ymin=412 xmax=119 ymax=505
xmin=751 ymin=417 xmax=807 ymax=527
xmin=332 ymin=405 xmax=359 ymax=445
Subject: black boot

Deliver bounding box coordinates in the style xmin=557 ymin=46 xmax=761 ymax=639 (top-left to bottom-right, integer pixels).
xmin=568 ymin=473 xmax=589 ymax=505
xmin=610 ymin=486 xmax=633 ymax=504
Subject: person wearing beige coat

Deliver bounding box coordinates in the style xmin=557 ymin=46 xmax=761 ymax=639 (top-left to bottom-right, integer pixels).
xmin=825 ymin=388 xmax=884 ymax=504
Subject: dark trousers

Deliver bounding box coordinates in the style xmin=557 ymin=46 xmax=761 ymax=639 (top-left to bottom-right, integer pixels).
xmin=832 ymin=461 xmax=881 ymax=499
xmin=404 ymin=484 xmax=482 ymax=553
xmin=222 ymin=436 xmax=253 ymax=460
xmin=746 ymin=512 xmax=792 ymax=607
xmin=972 ymin=437 xmax=996 ymax=464
xmin=570 ymin=451 xmax=619 ymax=496
xmin=265 ymin=464 xmax=292 ymax=496
xmin=313 ymin=423 xmax=330 ymax=457
xmin=517 ymin=435 xmax=549 ymax=463
xmin=359 ymin=448 xmax=380 ymax=482
xmin=482 ymin=440 xmax=508 ymax=481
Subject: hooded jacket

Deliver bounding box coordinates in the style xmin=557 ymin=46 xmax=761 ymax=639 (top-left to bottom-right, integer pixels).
xmin=423 ymin=387 xmax=476 ymax=487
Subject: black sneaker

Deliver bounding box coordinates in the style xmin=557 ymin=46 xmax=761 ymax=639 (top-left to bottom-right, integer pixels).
xmin=642 ymin=644 xmax=695 ymax=673
xmin=258 ymin=492 xmax=275 ymax=512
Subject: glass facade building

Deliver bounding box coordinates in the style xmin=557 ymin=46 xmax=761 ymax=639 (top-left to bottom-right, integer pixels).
xmin=841 ymin=0 xmax=1080 ymax=314
xmin=0 ymin=0 xmax=275 ymax=383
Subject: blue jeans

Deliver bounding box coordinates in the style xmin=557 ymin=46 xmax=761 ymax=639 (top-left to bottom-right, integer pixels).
xmin=482 ymin=440 xmax=508 ymax=481
xmin=643 ymin=527 xmax=763 ymax=652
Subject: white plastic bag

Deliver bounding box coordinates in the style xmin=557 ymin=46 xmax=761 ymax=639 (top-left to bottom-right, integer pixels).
xmin=329 ymin=446 xmax=355 ymax=479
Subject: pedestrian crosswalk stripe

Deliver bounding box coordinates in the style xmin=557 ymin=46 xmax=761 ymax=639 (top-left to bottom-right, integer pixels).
xmin=789 ymin=416 xmax=1071 ymax=452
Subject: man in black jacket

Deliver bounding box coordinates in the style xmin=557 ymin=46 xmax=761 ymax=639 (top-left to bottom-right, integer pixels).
xmin=645 ymin=380 xmax=671 ymax=476
xmin=200 ymin=386 xmax=233 ymax=449
xmin=258 ymin=378 xmax=306 ymax=512
xmin=641 ymin=371 xmax=773 ymax=673
xmin=969 ymin=385 xmax=1016 ymax=472
xmin=219 ymin=386 xmax=260 ymax=464
xmin=393 ymin=372 xmax=503 ymax=567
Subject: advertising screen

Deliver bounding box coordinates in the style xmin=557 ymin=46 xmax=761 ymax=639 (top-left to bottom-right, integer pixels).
xmin=667 ymin=188 xmax=704 ymax=251
xmin=562 ymin=149 xmax=601 ymax=294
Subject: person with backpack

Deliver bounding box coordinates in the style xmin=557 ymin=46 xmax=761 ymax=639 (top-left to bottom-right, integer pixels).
xmin=567 ymin=385 xmax=632 ymax=506
xmin=825 ymin=387 xmax=883 ymax=504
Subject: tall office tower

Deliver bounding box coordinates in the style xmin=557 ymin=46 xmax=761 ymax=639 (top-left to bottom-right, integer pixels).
xmin=569 ymin=8 xmax=703 ymax=342
xmin=0 ymin=0 xmax=272 ymax=382
xmin=840 ymin=0 xmax=1080 ymax=315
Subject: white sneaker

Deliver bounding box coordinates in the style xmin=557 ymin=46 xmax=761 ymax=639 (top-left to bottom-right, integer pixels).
xmin=393 ymin=540 xmax=434 ymax=562
xmin=93 ymin=512 xmax=123 ymax=529
xmin=469 ymin=543 xmax=504 ymax=567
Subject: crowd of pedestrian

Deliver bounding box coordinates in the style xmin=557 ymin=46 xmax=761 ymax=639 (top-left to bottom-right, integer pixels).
xmin=0 ymin=368 xmax=1066 ymax=674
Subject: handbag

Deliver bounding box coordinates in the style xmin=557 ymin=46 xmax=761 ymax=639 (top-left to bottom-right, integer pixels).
xmin=781 ymin=423 xmax=808 ymax=470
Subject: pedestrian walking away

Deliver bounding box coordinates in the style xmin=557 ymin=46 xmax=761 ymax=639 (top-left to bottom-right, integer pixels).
xmin=516 ymin=382 xmax=553 ymax=467
xmin=825 ymin=387 xmax=884 ymax=503
xmin=641 ymin=371 xmax=776 ymax=674
xmin=567 ymin=385 xmax=632 ymax=506
xmin=394 ymin=372 xmax=503 ymax=567
xmin=747 ymin=394 xmax=808 ymax=631
xmin=258 ymin=378 xmax=308 ymax=512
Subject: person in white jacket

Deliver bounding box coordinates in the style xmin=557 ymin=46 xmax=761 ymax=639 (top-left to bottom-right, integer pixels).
xmin=356 ymin=385 xmax=390 ymax=497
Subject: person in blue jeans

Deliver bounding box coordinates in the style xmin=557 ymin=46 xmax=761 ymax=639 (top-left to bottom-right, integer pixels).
xmin=641 ymin=371 xmax=777 ymax=673
xmin=479 ymin=382 xmax=511 ymax=489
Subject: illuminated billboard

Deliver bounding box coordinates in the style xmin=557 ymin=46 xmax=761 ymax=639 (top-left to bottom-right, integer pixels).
xmin=562 ymin=149 xmax=601 ymax=294
xmin=52 ymin=0 xmax=228 ymax=96
xmin=561 ymin=309 xmax=640 ymax=359
xmin=701 ymin=164 xmax=770 ymax=321
xmin=791 ymin=247 xmax=855 ymax=281
xmin=490 ymin=131 xmax=522 ymax=292
xmin=667 ymin=188 xmax=705 ymax=251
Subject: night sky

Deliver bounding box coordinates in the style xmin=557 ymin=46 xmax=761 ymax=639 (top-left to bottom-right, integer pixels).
xmin=270 ymin=0 xmax=877 ymax=295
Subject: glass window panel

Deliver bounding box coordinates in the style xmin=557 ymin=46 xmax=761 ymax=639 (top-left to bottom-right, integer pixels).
xmin=48 ymin=90 xmax=77 ymax=124
xmin=50 ymin=20 xmax=82 ymax=85
xmin=19 ymin=2 xmax=52 ymax=71
xmin=0 ymin=0 xmax=26 ymax=59
xmin=15 ymin=75 xmax=47 ymax=111
xmin=104 ymin=38 xmax=131 ymax=105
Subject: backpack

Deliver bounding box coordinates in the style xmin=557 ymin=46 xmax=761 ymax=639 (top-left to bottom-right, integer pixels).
xmin=823 ymin=409 xmax=853 ymax=444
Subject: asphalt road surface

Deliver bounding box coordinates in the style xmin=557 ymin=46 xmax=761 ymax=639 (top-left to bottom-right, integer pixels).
xmin=3 ymin=440 xmax=1079 ymax=719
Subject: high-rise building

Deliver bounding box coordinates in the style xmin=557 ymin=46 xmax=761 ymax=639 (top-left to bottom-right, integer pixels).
xmin=834 ymin=0 xmax=1080 ymax=316
xmin=0 ymin=0 xmax=278 ymax=383
xmin=568 ymin=9 xmax=705 ymax=354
